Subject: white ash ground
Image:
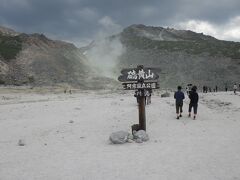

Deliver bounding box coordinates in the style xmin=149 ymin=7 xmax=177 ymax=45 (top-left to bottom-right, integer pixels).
xmin=0 ymin=89 xmax=240 ymax=180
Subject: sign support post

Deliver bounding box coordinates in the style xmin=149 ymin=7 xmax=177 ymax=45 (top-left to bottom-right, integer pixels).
xmin=138 ymin=89 xmax=146 ymax=131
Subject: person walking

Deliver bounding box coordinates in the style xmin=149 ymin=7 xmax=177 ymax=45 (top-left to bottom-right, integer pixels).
xmin=225 ymin=84 xmax=228 ymax=92
xmin=233 ymin=83 xmax=237 ymax=94
xmin=144 ymin=89 xmax=151 ymax=105
xmin=186 ymin=84 xmax=192 ymax=95
xmin=188 ymin=86 xmax=199 ymax=120
xmin=174 ymin=86 xmax=185 ymax=119
xmin=134 ymin=90 xmax=140 ymax=104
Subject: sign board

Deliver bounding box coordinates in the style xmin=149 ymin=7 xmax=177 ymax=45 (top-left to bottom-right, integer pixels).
xmin=122 ymin=82 xmax=159 ymax=90
xmin=118 ymin=67 xmax=159 ymax=82
xmin=118 ymin=65 xmax=160 ymax=132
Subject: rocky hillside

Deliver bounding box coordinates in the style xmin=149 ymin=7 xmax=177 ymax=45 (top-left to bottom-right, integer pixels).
xmin=1 ymin=25 xmax=240 ymax=90
xmin=0 ymin=26 xmax=115 ymax=89
xmin=117 ymin=24 xmax=240 ymax=89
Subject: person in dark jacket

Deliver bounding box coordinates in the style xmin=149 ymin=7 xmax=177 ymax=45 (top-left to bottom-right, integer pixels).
xmin=188 ymin=86 xmax=199 ymax=120
xmin=174 ymin=86 xmax=185 ymax=119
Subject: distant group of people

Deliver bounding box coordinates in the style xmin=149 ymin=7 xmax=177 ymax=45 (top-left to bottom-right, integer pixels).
xmin=203 ymin=86 xmax=218 ymax=93
xmin=203 ymin=83 xmax=240 ymax=93
xmin=64 ymin=88 xmax=72 ymax=94
xmin=174 ymin=85 xmax=199 ymax=120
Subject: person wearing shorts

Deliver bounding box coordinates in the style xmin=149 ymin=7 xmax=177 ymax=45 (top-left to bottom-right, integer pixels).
xmin=188 ymin=86 xmax=199 ymax=120
xmin=174 ymin=86 xmax=185 ymax=119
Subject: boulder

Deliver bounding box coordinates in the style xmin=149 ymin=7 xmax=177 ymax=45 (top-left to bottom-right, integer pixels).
xmin=109 ymin=131 xmax=129 ymax=144
xmin=133 ymin=130 xmax=149 ymax=142
xmin=135 ymin=138 xmax=143 ymax=143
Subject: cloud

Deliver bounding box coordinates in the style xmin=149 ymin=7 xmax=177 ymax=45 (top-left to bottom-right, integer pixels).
xmin=139 ymin=6 xmax=158 ymax=18
xmin=1 ymin=0 xmax=30 ymax=9
xmin=1 ymin=0 xmax=240 ymax=43
xmin=74 ymin=8 xmax=99 ymax=21
xmin=176 ymin=16 xmax=240 ymax=42
xmin=222 ymin=16 xmax=240 ymax=41
xmin=177 ymin=20 xmax=218 ymax=37
xmin=98 ymin=16 xmax=122 ymax=34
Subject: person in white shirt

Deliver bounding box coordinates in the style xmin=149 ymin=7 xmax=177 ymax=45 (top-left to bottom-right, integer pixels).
xmin=233 ymin=83 xmax=237 ymax=94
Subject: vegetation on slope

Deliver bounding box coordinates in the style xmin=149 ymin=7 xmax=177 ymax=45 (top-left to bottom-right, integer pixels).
xmin=0 ymin=34 xmax=22 ymax=60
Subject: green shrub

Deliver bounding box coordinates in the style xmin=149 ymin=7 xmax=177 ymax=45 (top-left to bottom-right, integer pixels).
xmin=0 ymin=79 xmax=5 ymax=84
xmin=28 ymin=75 xmax=35 ymax=83
xmin=0 ymin=34 xmax=22 ymax=60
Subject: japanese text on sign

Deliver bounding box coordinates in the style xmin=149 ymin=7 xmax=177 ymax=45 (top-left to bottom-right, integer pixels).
xmin=123 ymin=82 xmax=159 ymax=90
xmin=127 ymin=69 xmax=154 ymax=80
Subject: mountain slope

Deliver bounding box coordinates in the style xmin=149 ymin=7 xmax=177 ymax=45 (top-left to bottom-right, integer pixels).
xmin=117 ymin=24 xmax=240 ymax=89
xmin=0 ymin=26 xmax=114 ymax=88
xmin=1 ymin=25 xmax=240 ymax=90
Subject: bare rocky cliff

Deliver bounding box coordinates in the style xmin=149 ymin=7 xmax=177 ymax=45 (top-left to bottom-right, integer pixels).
xmin=0 ymin=26 xmax=115 ymax=89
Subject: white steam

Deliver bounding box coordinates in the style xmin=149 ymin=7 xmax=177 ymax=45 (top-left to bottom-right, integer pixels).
xmin=85 ymin=38 xmax=125 ymax=78
xmin=84 ymin=16 xmax=125 ymax=78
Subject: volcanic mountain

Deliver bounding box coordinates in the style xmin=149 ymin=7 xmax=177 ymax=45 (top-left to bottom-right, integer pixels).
xmin=0 ymin=26 xmax=114 ymax=89
xmin=116 ymin=24 xmax=240 ymax=89
xmin=1 ymin=25 xmax=240 ymax=90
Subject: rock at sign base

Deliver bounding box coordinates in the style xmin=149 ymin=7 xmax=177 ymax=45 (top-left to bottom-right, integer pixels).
xmin=135 ymin=138 xmax=143 ymax=143
xmin=127 ymin=139 xmax=135 ymax=143
xmin=133 ymin=130 xmax=149 ymax=142
xmin=127 ymin=133 xmax=134 ymax=140
xmin=109 ymin=131 xmax=130 ymax=144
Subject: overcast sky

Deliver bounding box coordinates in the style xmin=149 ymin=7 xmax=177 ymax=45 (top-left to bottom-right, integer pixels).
xmin=1 ymin=0 xmax=240 ymax=46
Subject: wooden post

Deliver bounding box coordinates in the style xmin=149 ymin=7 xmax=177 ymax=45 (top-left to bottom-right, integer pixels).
xmin=138 ymin=89 xmax=146 ymax=131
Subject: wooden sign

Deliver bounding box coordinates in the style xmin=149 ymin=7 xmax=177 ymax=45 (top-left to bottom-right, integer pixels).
xmin=118 ymin=67 xmax=159 ymax=82
xmin=122 ymin=82 xmax=159 ymax=90
xmin=118 ymin=65 xmax=160 ymax=132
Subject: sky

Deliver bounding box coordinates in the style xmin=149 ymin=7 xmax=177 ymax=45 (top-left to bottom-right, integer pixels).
xmin=1 ymin=0 xmax=240 ymax=47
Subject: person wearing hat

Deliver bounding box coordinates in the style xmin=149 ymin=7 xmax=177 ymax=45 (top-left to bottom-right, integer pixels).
xmin=174 ymin=86 xmax=185 ymax=119
xmin=188 ymin=86 xmax=199 ymax=120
